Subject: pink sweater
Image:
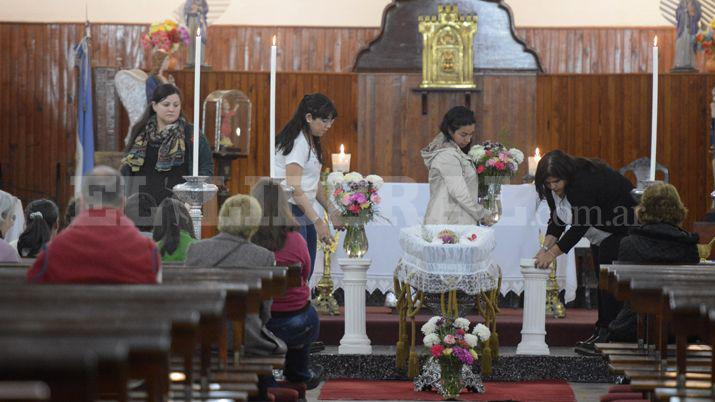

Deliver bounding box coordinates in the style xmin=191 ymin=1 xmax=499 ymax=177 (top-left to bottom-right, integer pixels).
xmin=271 ymin=231 xmax=311 ymax=312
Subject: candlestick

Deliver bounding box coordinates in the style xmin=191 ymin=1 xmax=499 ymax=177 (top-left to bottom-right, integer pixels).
xmin=270 ymin=35 xmax=277 ymax=178
xmin=192 ymin=28 xmax=201 ymax=177
xmin=331 ymin=144 xmax=351 ymax=172
xmin=649 ymin=36 xmax=658 ymax=181
xmin=527 ymin=147 xmax=541 ymax=176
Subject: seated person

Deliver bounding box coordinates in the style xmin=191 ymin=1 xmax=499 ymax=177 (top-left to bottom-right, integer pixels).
xmin=27 ymin=166 xmax=160 ymax=284
xmin=251 ymin=178 xmax=322 ymax=390
xmin=0 ymin=190 xmax=20 ymax=263
xmin=185 ymin=194 xmax=287 ymax=400
xmin=125 ymin=192 xmax=157 ymax=237
xmin=589 ymin=182 xmax=699 ymax=350
xmin=153 ymin=197 xmax=195 ymax=262
xmin=619 ymin=182 xmax=699 ymax=263
xmin=17 ymin=199 xmax=59 ymax=258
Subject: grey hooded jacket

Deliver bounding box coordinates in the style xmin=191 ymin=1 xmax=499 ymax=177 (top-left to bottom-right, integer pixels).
xmin=185 ymin=232 xmax=287 ymax=357
xmin=421 ymin=133 xmax=487 ymax=225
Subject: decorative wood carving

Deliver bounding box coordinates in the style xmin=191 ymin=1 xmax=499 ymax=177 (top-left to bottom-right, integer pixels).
xmin=354 ymin=0 xmax=542 ymax=72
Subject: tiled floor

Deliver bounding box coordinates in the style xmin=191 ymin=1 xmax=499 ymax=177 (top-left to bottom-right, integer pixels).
xmin=306 ymin=380 xmax=612 ymax=402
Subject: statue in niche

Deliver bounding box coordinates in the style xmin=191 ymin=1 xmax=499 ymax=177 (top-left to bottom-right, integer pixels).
xmin=183 ymin=0 xmax=209 ymax=68
xmin=672 ymin=0 xmax=702 ymax=71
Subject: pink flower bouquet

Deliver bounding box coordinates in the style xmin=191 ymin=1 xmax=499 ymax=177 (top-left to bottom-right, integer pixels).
xmin=327 ymin=171 xmax=384 ymax=225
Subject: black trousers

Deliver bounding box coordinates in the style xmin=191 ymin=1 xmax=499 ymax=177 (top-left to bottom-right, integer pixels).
xmin=590 ymin=233 xmax=626 ymax=329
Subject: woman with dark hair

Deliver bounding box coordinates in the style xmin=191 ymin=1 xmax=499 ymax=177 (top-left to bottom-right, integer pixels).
xmin=533 ymin=149 xmax=636 ymax=354
xmin=17 ymin=199 xmax=59 ymax=258
xmin=153 ymin=197 xmax=195 ymax=262
xmin=251 ymin=178 xmax=322 ymax=390
xmin=121 ymin=83 xmax=213 ymax=205
xmin=422 ymin=106 xmax=492 ymax=225
xmin=275 ymin=93 xmax=342 ymax=278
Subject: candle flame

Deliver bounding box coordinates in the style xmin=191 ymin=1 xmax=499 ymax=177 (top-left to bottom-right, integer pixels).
xmin=196 ymin=27 xmax=201 ymax=37
xmin=272 ymin=35 xmax=276 ymax=46
xmin=535 ymin=147 xmax=541 ymax=159
xmin=653 ymin=35 xmax=658 ymax=47
xmin=339 ymin=144 xmax=345 ymax=155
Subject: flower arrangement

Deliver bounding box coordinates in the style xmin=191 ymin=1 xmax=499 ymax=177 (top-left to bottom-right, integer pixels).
xmin=468 ymin=141 xmax=524 ymax=178
xmin=421 ymin=316 xmax=491 ymax=399
xmin=436 ymin=229 xmax=458 ymax=244
xmin=420 ymin=226 xmax=481 ymax=245
xmin=468 ymin=140 xmax=523 ymax=200
xmin=695 ymin=19 xmax=715 ymax=56
xmin=327 ymin=172 xmax=384 ymax=224
xmin=141 ymin=19 xmax=191 ymax=53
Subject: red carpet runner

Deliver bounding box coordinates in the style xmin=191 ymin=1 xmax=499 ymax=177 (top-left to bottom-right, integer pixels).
xmin=318 ymin=379 xmax=576 ymax=401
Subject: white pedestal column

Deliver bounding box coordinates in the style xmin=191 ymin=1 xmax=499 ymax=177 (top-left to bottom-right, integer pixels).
xmin=516 ymin=258 xmax=551 ymax=355
xmin=338 ymin=258 xmax=372 ymax=354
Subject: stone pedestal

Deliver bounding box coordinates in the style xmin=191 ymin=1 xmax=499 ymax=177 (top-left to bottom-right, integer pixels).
xmin=338 ymin=258 xmax=372 ymax=354
xmin=516 ymin=259 xmax=550 ymax=355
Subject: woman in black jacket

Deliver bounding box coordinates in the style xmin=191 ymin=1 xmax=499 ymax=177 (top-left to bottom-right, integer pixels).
xmin=121 ymin=83 xmax=213 ymax=205
xmin=533 ymin=150 xmax=637 ymax=353
xmin=601 ymin=183 xmax=700 ymax=350
xmin=619 ymin=182 xmax=699 ymax=263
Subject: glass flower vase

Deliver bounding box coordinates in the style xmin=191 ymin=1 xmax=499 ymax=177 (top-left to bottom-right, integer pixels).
xmin=438 ymin=358 xmax=464 ymax=400
xmin=343 ymin=224 xmax=368 ymax=258
xmin=479 ymin=182 xmax=503 ymax=223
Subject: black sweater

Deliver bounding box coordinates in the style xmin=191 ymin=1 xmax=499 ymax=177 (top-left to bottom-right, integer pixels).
xmin=545 ymin=164 xmax=636 ymax=253
xmin=618 ymin=223 xmax=700 ymax=264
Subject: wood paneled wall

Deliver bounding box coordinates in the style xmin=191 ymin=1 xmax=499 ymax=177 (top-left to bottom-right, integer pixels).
xmin=536 ymin=74 xmax=715 ymax=228
xmin=166 ymin=71 xmax=358 ymax=195
xmin=357 ymin=73 xmax=537 ymax=182
xmin=518 ymin=27 xmax=693 ymax=74
xmin=0 ymin=23 xmax=701 ymax=74
xmin=1 ymin=21 xmax=712 ymax=223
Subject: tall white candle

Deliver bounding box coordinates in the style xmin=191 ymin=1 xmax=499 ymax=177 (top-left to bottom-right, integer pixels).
xmin=192 ymin=28 xmax=201 ymax=177
xmin=649 ymin=36 xmax=658 ymax=181
xmin=270 ymin=35 xmax=277 ymax=178
xmin=244 ymin=44 xmax=249 ymax=70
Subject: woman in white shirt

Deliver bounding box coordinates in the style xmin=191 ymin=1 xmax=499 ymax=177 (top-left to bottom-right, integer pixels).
xmin=275 ymin=93 xmax=342 ymax=277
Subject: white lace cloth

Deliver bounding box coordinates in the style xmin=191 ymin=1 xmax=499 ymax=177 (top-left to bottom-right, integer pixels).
xmin=309 ymin=184 xmax=578 ymax=302
xmin=394 ymin=225 xmax=500 ymax=295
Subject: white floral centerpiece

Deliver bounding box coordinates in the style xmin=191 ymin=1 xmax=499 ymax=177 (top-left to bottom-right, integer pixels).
xmin=414 ymin=315 xmax=491 ymax=399
xmin=326 ymin=171 xmax=385 ymax=257
xmin=468 ymin=141 xmax=524 ymax=198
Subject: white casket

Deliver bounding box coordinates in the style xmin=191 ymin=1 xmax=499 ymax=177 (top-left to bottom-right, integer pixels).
xmin=395 ymin=225 xmax=501 ymax=295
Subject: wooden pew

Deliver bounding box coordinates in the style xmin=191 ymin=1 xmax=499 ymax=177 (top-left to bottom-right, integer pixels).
xmin=598 ymin=264 xmax=715 ymax=400
xmin=0 ymin=284 xmax=227 ymax=401
xmin=0 ymin=343 xmax=108 ymax=402
xmin=0 ymin=381 xmax=50 ymax=402
xmin=0 ymin=261 xmax=297 ymax=402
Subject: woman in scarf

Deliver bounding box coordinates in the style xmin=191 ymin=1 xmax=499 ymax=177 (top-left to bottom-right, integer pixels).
xmin=121 ymin=83 xmax=213 ymax=205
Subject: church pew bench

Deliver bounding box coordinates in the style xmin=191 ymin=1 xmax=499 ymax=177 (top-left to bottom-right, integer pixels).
xmin=0 ymin=284 xmax=226 ymax=400
xmin=0 ymin=381 xmax=50 ymax=402
xmin=0 ymin=338 xmax=126 ymax=402
xmin=598 ymin=266 xmax=715 ymax=397
xmin=0 ymin=319 xmax=171 ymax=401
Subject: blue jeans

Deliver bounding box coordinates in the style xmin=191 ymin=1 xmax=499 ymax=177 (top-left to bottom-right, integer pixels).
xmin=266 ymin=304 xmax=320 ymax=382
xmin=290 ymin=204 xmax=317 ymax=279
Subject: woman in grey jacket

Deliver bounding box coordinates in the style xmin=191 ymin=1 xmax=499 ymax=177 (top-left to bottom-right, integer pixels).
xmin=422 ymin=106 xmax=491 ymax=225
xmin=185 ymin=194 xmax=287 ymax=400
